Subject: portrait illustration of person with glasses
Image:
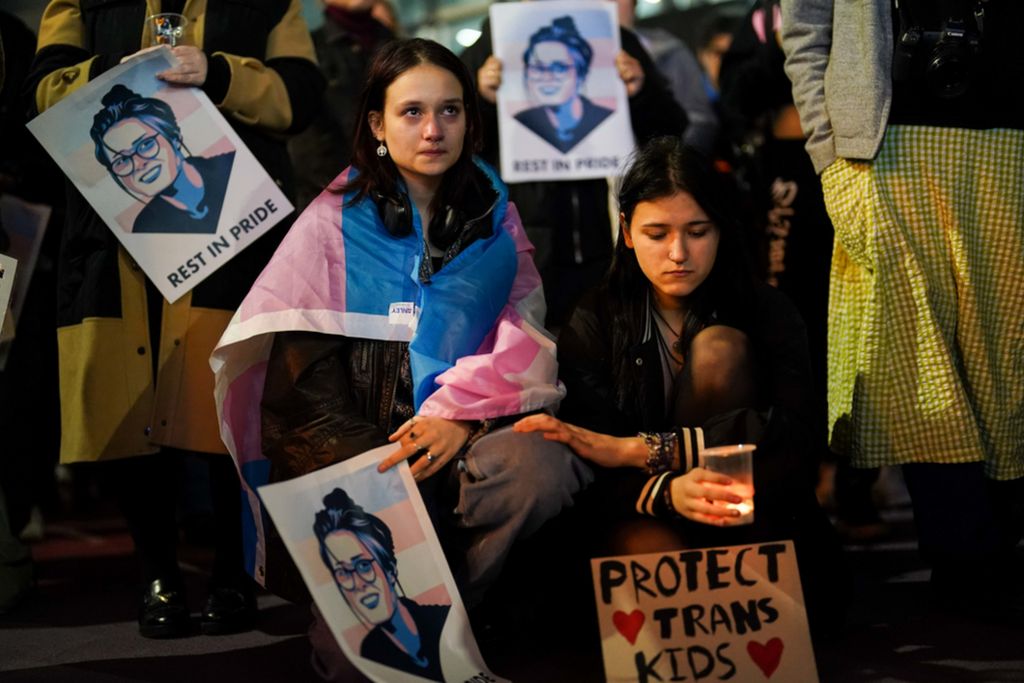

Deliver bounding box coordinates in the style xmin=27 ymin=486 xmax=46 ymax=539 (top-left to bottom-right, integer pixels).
xmin=90 ymin=84 xmax=235 ymax=234
xmin=314 ymin=487 xmax=450 ymax=682
xmin=514 ymin=15 xmax=614 ymax=154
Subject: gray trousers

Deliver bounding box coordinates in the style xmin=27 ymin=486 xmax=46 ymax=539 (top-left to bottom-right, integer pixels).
xmin=452 ymin=426 xmax=593 ymax=605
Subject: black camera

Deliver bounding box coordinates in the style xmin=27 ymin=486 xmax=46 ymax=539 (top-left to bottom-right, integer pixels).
xmin=894 ymin=3 xmax=985 ymax=99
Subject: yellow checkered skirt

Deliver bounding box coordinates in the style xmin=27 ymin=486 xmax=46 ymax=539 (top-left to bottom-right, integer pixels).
xmin=821 ymin=125 xmax=1024 ymax=480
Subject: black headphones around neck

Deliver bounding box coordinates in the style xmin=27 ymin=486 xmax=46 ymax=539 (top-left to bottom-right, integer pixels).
xmin=370 ymin=189 xmax=465 ymax=249
xmin=371 ymin=189 xmax=413 ymax=237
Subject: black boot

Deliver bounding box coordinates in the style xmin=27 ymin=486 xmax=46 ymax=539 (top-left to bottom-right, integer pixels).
xmin=201 ymin=577 xmax=257 ymax=635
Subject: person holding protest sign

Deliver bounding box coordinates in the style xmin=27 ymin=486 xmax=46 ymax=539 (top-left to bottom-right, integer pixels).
xmin=515 ymin=137 xmax=841 ymax=631
xmin=25 ymin=0 xmax=324 ymax=638
xmin=462 ymin=12 xmax=687 ymax=329
xmin=211 ymin=38 xmax=592 ymax=678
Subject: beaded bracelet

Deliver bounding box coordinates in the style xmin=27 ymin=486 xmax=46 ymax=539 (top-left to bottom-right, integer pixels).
xmin=639 ymin=431 xmax=677 ymax=474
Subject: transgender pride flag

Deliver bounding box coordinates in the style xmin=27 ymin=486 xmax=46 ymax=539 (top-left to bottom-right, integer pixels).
xmin=210 ymin=161 xmax=564 ymax=591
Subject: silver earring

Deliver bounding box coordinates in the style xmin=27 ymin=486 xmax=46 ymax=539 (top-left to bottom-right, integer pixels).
xmin=376 ymin=141 xmax=387 ymax=157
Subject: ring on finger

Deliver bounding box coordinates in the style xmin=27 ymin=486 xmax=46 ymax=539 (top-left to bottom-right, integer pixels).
xmin=426 ymin=451 xmax=435 ymax=463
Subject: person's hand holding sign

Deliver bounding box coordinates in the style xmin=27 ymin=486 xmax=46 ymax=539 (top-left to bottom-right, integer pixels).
xmin=477 ymin=55 xmax=503 ymax=104
xmin=120 ymin=45 xmax=209 ymax=86
xmin=157 ymin=46 xmax=209 ymax=86
xmin=380 ymin=416 xmax=472 ymax=481
xmin=615 ymin=50 xmax=645 ymax=97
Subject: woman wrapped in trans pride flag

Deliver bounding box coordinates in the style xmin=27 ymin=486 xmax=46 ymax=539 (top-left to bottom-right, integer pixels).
xmin=210 ymin=39 xmax=592 ymax=616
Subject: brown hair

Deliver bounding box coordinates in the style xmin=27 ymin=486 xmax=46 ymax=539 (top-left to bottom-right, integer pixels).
xmin=335 ymin=38 xmax=483 ymax=217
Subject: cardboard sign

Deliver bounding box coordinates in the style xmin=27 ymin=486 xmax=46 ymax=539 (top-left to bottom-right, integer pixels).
xmin=259 ymin=445 xmax=505 ymax=683
xmin=27 ymin=48 xmax=292 ymax=303
xmin=490 ymin=1 xmax=634 ymax=183
xmin=591 ymin=541 xmax=819 ymax=683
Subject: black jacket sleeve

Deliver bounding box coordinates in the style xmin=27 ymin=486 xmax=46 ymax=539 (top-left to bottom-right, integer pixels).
xmin=460 ymin=20 xmax=501 ymax=168
xmin=621 ymin=28 xmax=689 ymax=144
xmin=556 ymin=294 xmax=639 ymax=438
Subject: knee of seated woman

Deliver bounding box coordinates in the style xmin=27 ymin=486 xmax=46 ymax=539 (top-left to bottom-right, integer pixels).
xmin=689 ymin=325 xmax=751 ymax=375
xmin=466 ymin=427 xmax=593 ymax=496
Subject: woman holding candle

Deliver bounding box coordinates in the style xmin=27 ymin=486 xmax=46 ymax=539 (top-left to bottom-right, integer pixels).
xmin=514 ymin=136 xmax=841 ymax=628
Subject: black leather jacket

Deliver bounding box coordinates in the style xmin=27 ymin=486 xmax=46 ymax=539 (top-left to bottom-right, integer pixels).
xmin=262 ymin=335 xmax=412 ymax=484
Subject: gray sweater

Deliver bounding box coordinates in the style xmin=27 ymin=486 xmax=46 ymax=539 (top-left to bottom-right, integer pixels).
xmin=780 ymin=0 xmax=893 ymax=173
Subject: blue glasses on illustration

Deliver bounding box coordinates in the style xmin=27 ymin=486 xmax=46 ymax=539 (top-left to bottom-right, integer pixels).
xmin=526 ymin=60 xmax=575 ymax=79
xmin=332 ymin=557 xmax=378 ymax=590
xmin=107 ymin=134 xmax=161 ymax=177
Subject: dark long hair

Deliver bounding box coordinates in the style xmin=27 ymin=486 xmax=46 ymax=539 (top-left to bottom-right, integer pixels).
xmin=337 ymin=38 xmax=484 ymax=218
xmin=606 ymin=136 xmax=755 ymax=413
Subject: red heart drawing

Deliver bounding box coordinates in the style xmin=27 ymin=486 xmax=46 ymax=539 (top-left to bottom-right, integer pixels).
xmin=612 ymin=610 xmax=645 ymax=645
xmin=747 ymin=637 xmax=784 ymax=678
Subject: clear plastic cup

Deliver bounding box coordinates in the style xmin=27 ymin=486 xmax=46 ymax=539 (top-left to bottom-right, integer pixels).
xmin=149 ymin=13 xmax=188 ymax=47
xmin=701 ymin=443 xmax=756 ymax=524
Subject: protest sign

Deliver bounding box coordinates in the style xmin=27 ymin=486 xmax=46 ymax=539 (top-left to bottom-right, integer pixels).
xmin=490 ymin=1 xmax=634 ymax=183
xmin=591 ymin=541 xmax=819 ymax=682
xmin=259 ymin=445 xmax=505 ymax=683
xmin=0 ymin=253 xmax=16 ymax=368
xmin=0 ymin=194 xmax=51 ymax=322
xmin=26 ymin=48 xmax=292 ymax=303
xmin=0 ymin=254 xmax=15 ymax=342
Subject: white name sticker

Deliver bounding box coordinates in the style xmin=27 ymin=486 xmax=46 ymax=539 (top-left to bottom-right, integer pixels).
xmin=388 ymin=301 xmax=417 ymax=326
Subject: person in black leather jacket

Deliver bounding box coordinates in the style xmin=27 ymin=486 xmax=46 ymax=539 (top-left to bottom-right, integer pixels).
xmin=462 ymin=17 xmax=688 ymax=329
xmin=515 ymin=137 xmax=843 ymax=633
